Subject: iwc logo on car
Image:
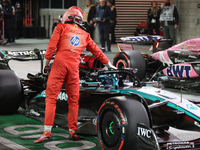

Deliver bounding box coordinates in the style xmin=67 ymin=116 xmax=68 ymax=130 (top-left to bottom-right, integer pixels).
xmin=70 ymin=36 xmax=80 ymax=46
xmin=137 ymin=127 xmax=152 ymax=138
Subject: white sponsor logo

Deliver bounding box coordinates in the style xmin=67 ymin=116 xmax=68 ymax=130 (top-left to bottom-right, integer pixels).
xmin=167 ymin=141 xmax=194 ymax=150
xmin=174 ymin=58 xmax=185 ymax=63
xmin=37 ymin=90 xmax=68 ymax=101
xmin=188 ymin=55 xmax=196 ymax=59
xmin=7 ymin=50 xmax=46 ymax=56
xmin=137 ymin=127 xmax=151 ymax=138
xmin=194 ymin=121 xmax=200 ymax=127
xmin=93 ymin=118 xmax=97 ymax=125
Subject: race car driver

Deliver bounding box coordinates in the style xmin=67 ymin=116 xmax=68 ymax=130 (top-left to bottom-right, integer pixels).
xmin=34 ymin=6 xmax=116 ymax=143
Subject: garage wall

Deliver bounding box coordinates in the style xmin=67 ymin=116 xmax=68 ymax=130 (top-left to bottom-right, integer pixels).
xmin=115 ymin=0 xmax=175 ymax=42
xmin=39 ymin=0 xmax=99 ymax=40
xmin=39 ymin=0 xmax=80 ymax=37
xmin=176 ymin=0 xmax=200 ymax=44
xmin=40 ymin=9 xmax=66 ymax=37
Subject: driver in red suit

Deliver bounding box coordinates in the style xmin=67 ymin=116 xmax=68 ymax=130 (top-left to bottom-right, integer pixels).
xmin=34 ymin=6 xmax=116 ymax=143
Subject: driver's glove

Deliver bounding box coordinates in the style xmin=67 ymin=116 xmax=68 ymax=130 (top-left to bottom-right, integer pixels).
xmin=43 ymin=58 xmax=50 ymax=75
xmin=104 ymin=61 xmax=117 ymax=69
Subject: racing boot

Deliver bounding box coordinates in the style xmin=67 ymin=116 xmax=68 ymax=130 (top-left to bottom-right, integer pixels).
xmin=34 ymin=131 xmax=52 ymax=143
xmin=69 ymin=130 xmax=81 ymax=141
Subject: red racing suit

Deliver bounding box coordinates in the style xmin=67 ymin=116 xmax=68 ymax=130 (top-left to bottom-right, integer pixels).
xmin=44 ymin=23 xmax=109 ymax=131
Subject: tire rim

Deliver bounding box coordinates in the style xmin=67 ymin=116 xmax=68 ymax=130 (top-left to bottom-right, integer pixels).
xmin=101 ymin=110 xmax=121 ymax=148
xmin=116 ymin=60 xmax=127 ymax=69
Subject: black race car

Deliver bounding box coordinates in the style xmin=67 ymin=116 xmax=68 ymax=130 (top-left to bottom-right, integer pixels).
xmin=1 ymin=49 xmax=200 ymax=150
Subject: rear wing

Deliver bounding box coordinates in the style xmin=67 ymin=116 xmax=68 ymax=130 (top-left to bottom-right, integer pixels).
xmin=118 ymin=35 xmax=164 ymax=52
xmin=120 ymin=35 xmax=164 ymax=43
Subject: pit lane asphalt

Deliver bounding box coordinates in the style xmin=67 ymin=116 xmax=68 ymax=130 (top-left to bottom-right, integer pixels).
xmin=1 ymin=38 xmax=200 ymax=149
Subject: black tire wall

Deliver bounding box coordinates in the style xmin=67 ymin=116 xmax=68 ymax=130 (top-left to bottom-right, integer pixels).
xmin=97 ymin=96 xmax=150 ymax=150
xmin=0 ymin=70 xmax=23 ymax=114
xmin=113 ymin=50 xmax=147 ymax=81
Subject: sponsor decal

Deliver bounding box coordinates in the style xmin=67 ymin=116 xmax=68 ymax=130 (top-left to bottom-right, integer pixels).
xmin=167 ymin=65 xmax=191 ymax=78
xmin=174 ymin=58 xmax=185 ymax=63
xmin=194 ymin=121 xmax=200 ymax=128
xmin=136 ymin=124 xmax=159 ymax=149
xmin=36 ymin=90 xmax=68 ymax=101
xmin=137 ymin=127 xmax=152 ymax=138
xmin=93 ymin=118 xmax=97 ymax=125
xmin=181 ymin=44 xmax=196 ymax=50
xmin=6 ymin=50 xmax=46 ymax=56
xmin=188 ymin=55 xmax=197 ymax=59
xmin=167 ymin=141 xmax=194 ymax=150
xmin=70 ymin=36 xmax=80 ymax=46
xmin=112 ymin=103 xmax=125 ymax=125
xmin=186 ymin=104 xmax=197 ymax=110
xmin=191 ymin=81 xmax=200 ymax=87
xmin=129 ymin=36 xmax=149 ymax=41
xmin=70 ymin=30 xmax=83 ymax=35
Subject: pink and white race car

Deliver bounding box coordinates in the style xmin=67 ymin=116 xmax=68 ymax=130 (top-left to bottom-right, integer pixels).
xmin=113 ymin=36 xmax=200 ymax=92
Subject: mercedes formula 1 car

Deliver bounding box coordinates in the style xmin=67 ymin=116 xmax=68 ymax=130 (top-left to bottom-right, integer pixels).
xmin=114 ymin=36 xmax=200 ymax=92
xmin=1 ymin=49 xmax=200 ymax=150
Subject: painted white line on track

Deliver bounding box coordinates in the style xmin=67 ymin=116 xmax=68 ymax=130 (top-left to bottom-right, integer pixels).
xmin=0 ymin=136 xmax=30 ymax=150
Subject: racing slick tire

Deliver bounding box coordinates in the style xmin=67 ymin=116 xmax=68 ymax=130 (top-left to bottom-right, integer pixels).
xmin=113 ymin=51 xmax=146 ymax=81
xmin=0 ymin=70 xmax=23 ymax=114
xmin=97 ymin=96 xmax=150 ymax=150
